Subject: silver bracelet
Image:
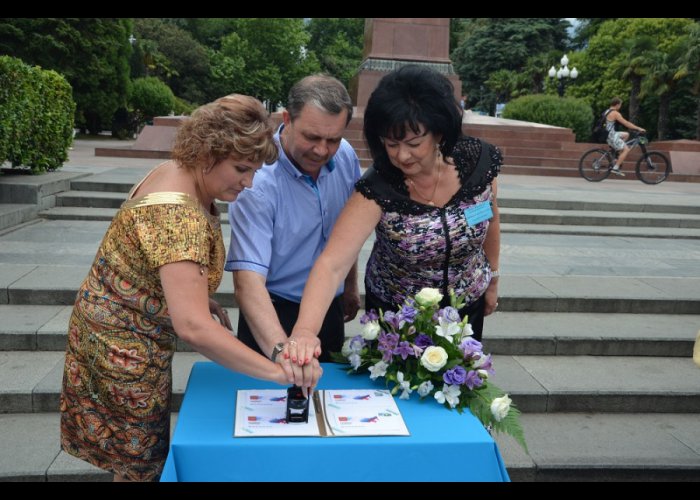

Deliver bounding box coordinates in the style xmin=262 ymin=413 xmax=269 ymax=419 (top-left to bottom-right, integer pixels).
xmin=491 ymin=269 xmax=500 ymax=278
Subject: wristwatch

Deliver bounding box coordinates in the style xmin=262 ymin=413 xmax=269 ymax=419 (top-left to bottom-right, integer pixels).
xmin=270 ymin=341 xmax=286 ymax=362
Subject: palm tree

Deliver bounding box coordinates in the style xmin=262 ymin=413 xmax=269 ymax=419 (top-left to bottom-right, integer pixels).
xmin=618 ymin=35 xmax=655 ymax=124
xmin=676 ymin=23 xmax=700 ymax=140
xmin=641 ymin=39 xmax=688 ymax=140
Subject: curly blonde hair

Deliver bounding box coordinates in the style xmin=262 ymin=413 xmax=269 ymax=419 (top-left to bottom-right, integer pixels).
xmin=172 ymin=94 xmax=278 ymax=171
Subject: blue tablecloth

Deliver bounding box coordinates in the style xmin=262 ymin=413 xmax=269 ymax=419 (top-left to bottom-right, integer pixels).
xmin=161 ymin=361 xmax=509 ymax=482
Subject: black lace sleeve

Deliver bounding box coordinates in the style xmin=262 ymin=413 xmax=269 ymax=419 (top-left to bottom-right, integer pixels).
xmin=452 ymin=136 xmax=502 ymax=198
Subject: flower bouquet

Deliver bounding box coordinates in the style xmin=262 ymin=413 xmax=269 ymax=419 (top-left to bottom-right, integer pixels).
xmin=332 ymin=288 xmax=527 ymax=451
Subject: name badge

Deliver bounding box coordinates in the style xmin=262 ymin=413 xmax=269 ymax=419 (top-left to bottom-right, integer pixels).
xmin=463 ymin=201 xmax=493 ymax=227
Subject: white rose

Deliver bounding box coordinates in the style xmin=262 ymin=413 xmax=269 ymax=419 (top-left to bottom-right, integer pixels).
xmin=414 ymin=288 xmax=443 ymax=307
xmin=490 ymin=394 xmax=512 ymax=422
xmin=420 ymin=346 xmax=448 ymax=372
xmin=361 ymin=321 xmax=381 ymax=341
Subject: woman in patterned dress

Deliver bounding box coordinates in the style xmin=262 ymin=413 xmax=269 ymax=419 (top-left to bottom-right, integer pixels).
xmin=289 ymin=65 xmax=501 ymax=363
xmin=59 ymin=95 xmax=318 ymax=481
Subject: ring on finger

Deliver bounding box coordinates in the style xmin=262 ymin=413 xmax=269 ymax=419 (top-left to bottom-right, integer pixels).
xmin=288 ymin=339 xmax=297 ymax=347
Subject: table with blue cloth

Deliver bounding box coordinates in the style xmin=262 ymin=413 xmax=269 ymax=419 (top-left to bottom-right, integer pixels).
xmin=161 ymin=361 xmax=510 ymax=482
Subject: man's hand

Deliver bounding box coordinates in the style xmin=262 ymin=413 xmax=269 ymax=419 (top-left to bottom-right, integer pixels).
xmin=341 ymin=289 xmax=361 ymax=322
xmin=208 ymin=298 xmax=232 ymax=330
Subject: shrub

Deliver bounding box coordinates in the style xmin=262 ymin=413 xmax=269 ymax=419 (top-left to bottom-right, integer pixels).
xmin=129 ymin=77 xmax=176 ymax=127
xmin=502 ymin=94 xmax=593 ymax=143
xmin=0 ymin=56 xmax=75 ymax=173
xmin=172 ymin=96 xmax=195 ymax=116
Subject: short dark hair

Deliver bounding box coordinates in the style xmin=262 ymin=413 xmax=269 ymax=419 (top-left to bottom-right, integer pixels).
xmin=363 ymin=65 xmax=462 ymax=172
xmin=610 ymin=97 xmax=622 ymax=107
xmin=286 ymin=74 xmax=353 ymax=125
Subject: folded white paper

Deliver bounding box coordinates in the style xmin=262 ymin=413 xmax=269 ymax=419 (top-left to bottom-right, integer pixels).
xmin=234 ymin=389 xmax=410 ymax=437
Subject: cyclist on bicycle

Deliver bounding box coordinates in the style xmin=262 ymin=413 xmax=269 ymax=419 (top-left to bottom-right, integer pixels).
xmin=605 ymin=97 xmax=646 ymax=176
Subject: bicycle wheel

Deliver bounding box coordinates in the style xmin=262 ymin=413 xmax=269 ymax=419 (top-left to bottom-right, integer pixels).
xmin=635 ymin=151 xmax=671 ymax=184
xmin=579 ymin=149 xmax=612 ymax=182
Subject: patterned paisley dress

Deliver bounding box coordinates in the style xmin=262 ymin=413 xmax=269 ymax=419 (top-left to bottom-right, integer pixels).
xmin=59 ymin=191 xmax=223 ymax=481
xmin=356 ymin=136 xmax=501 ymax=337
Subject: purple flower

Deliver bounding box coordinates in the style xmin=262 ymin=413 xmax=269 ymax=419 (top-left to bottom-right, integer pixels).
xmin=474 ymin=353 xmax=495 ymax=376
xmin=459 ymin=337 xmax=483 ymax=359
xmin=440 ymin=306 xmax=461 ymax=323
xmin=443 ymin=366 xmax=467 ymax=385
xmin=414 ymin=334 xmax=434 ymax=349
xmin=393 ymin=341 xmax=414 ymax=360
xmin=378 ymin=332 xmax=399 ymax=363
xmin=349 ymin=335 xmax=365 ymax=351
xmin=360 ymin=310 xmax=379 ymax=325
xmin=464 ymin=370 xmax=484 ymax=390
xmin=398 ymin=304 xmax=417 ymax=324
xmin=382 ymin=311 xmax=401 ymax=331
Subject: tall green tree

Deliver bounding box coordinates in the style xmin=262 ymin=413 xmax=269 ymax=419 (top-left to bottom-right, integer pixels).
xmin=619 ymin=36 xmax=656 ymax=124
xmin=576 ymin=18 xmax=694 ymax=139
xmin=451 ymin=18 xmax=570 ymax=113
xmin=570 ymin=18 xmax=612 ymax=49
xmin=165 ymin=18 xmax=238 ymax=51
xmin=0 ymin=18 xmax=132 ymax=134
xmin=641 ymin=38 xmax=688 ymax=140
xmin=208 ymin=19 xmax=320 ymax=108
xmin=133 ymin=19 xmax=210 ymax=105
xmin=306 ymin=18 xmax=364 ymax=88
xmin=676 ymin=22 xmax=700 ymax=140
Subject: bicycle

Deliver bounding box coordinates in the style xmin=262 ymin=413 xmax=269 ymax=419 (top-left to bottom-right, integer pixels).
xmin=578 ymin=132 xmax=671 ymax=184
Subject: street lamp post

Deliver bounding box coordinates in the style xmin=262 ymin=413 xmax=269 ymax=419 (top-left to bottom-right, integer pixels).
xmin=548 ymin=54 xmax=578 ymax=97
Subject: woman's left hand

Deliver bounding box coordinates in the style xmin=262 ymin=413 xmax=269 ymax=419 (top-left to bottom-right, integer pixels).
xmin=209 ymin=298 xmax=232 ymax=330
xmin=484 ymin=281 xmax=499 ymax=316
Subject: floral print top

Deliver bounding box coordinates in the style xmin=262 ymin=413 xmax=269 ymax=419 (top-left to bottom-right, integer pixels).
xmin=355 ymin=136 xmax=501 ymax=309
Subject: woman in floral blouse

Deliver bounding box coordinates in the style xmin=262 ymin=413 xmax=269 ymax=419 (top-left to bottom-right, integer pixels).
xmin=59 ymin=95 xmax=309 ymax=482
xmin=290 ymin=65 xmax=501 ymax=363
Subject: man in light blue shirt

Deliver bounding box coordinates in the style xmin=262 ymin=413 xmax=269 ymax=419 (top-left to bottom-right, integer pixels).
xmin=226 ymin=75 xmax=361 ymax=384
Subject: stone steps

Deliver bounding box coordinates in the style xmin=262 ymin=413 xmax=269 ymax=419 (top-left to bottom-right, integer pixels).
xmin=495 ymin=412 xmax=700 ymax=482
xmin=41 ymin=190 xmax=700 ymax=234
xmin=3 ymin=306 xmax=698 ymax=357
xmin=2 ymin=350 xmax=700 ymax=415
xmin=2 ymin=411 xmax=698 ymax=481
xmin=3 ymin=264 xmax=700 ymax=313
xmin=42 ymin=205 xmax=700 ymax=235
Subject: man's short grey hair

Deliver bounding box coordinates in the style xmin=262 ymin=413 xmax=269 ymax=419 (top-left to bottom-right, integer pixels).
xmin=286 ymin=74 xmax=353 ymax=125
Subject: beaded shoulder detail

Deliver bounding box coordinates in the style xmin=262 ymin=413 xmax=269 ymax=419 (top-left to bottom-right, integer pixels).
xmin=122 ymin=192 xmax=220 ymax=225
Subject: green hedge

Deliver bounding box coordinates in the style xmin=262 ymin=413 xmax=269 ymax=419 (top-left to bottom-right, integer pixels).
xmin=502 ymin=94 xmax=593 ymax=143
xmin=129 ymin=77 xmax=176 ymax=126
xmin=0 ymin=56 xmax=75 ymax=173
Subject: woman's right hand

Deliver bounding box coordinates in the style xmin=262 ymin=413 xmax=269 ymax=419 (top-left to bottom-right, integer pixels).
xmin=275 ymin=352 xmax=323 ymax=397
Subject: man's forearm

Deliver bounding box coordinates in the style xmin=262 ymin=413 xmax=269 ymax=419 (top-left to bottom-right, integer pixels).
xmin=234 ymin=271 xmax=289 ymax=358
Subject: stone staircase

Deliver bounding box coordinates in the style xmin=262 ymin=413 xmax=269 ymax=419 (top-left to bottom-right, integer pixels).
xmin=94 ymin=112 xmax=700 ymax=183
xmin=339 ymin=114 xmax=700 ymax=183
xmin=1 ymin=153 xmax=700 ymax=481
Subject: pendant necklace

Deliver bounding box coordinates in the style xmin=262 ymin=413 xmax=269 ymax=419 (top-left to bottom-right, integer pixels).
xmin=408 ymin=160 xmax=442 ymax=206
